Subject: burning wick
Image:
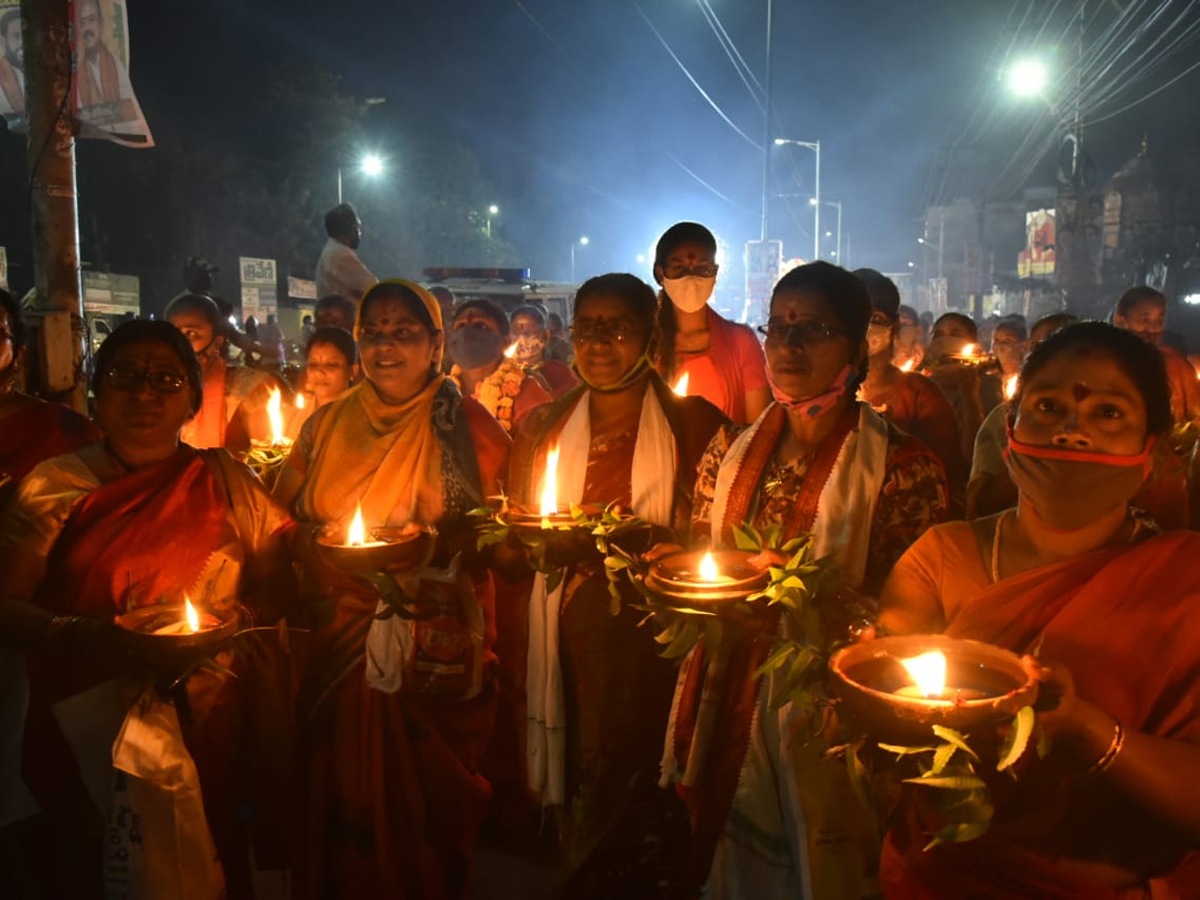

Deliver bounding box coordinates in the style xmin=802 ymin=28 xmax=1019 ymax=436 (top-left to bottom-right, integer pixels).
xmin=900 ymin=651 xmax=946 ymax=698
xmin=539 ymin=445 xmax=561 ymax=519
xmin=695 ymin=551 xmax=735 ymax=585
xmin=673 ymin=372 xmax=690 ymax=397
xmin=961 ymin=343 xmax=976 ymax=357
xmin=504 ymin=342 xmax=519 ymax=360
xmin=899 ymin=359 xmax=916 ymax=373
xmin=1004 ymin=374 xmax=1019 ymax=401
xmin=894 ymin=650 xmax=986 ymax=703
xmin=184 ymin=596 xmax=201 ymax=633
xmin=340 ymin=502 xmax=389 ymax=548
xmin=266 ymin=388 xmax=286 ymax=445
xmin=295 ymin=392 xmax=307 ymax=410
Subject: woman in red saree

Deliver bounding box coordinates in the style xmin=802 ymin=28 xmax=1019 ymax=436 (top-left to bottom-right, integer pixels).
xmin=507 ymin=274 xmax=728 ymax=896
xmin=663 ymin=262 xmax=949 ymax=900
xmin=273 ymin=280 xmax=510 ymax=900
xmin=166 ymin=293 xmax=278 ymax=451
xmin=0 ymin=288 xmax=99 ymax=509
xmin=879 ymin=321 xmax=1200 ymax=898
xmin=0 ymin=320 xmax=296 ymax=899
xmin=854 ymin=269 xmax=964 ymax=512
xmin=652 ymin=222 xmax=770 ymax=424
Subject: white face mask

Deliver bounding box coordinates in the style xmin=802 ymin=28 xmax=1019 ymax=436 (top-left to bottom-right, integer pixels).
xmin=663 ymin=275 xmax=716 ymax=313
xmin=866 ymin=323 xmax=893 ymax=356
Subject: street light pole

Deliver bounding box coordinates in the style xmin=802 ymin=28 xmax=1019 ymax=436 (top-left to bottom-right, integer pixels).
xmin=337 ymin=167 xmax=343 ymax=205
xmin=810 ymin=198 xmax=842 ymax=263
xmin=775 ymin=138 xmax=821 ymax=259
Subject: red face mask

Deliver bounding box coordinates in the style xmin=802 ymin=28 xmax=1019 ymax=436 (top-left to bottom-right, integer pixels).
xmin=1004 ymin=427 xmax=1155 ymax=530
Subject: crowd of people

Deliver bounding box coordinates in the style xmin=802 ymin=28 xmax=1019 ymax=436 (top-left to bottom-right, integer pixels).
xmin=2 ymin=215 xmax=1200 ymax=900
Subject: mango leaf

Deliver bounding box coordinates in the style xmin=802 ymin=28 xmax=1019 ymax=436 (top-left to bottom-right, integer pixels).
xmin=932 ymin=726 xmax=981 ymax=763
xmin=878 ymin=743 xmax=937 ymax=757
xmin=845 ymin=741 xmax=871 ymax=808
xmin=753 ymin=641 xmax=796 ymax=679
xmin=997 ymin=706 xmax=1035 ymax=772
xmin=923 ymin=818 xmax=991 ymax=851
xmin=732 ymin=524 xmax=762 ymax=551
xmin=930 ymin=742 xmax=957 ymax=775
xmin=662 ymin=620 xmax=699 ymax=659
xmin=903 ymin=773 xmax=987 ymax=790
xmin=654 ymin=621 xmax=680 ymax=645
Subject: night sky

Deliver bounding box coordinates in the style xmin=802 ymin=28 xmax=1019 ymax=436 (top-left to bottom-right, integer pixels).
xmin=3 ymin=0 xmax=1198 ymax=291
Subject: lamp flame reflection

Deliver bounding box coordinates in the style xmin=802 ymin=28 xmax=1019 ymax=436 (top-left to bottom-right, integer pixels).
xmin=673 ymin=372 xmax=690 ymax=396
xmin=266 ymin=389 xmax=285 ymax=444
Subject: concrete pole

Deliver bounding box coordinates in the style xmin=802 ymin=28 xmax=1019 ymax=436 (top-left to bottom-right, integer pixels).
xmin=759 ymin=0 xmax=773 ymax=242
xmin=812 ymin=142 xmax=821 ymax=260
xmin=22 ymin=0 xmax=85 ymax=410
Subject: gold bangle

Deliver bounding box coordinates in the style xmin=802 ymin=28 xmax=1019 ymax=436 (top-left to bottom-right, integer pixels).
xmin=1084 ymin=718 xmax=1125 ymax=776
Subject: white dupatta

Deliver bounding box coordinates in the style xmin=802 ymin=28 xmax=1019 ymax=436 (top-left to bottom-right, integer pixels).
xmin=525 ymin=383 xmax=677 ymax=806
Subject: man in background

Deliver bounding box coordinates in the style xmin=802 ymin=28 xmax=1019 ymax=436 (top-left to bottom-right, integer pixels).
xmin=315 ymin=204 xmax=376 ymax=303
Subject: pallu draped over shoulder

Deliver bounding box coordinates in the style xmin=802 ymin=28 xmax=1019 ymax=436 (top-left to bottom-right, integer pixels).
xmin=509 ymin=375 xmax=727 ymax=896
xmin=881 ymin=525 xmax=1200 ymax=899
xmin=287 ymin=376 xmax=511 ymax=900
xmin=2 ymin=446 xmax=293 ymax=899
xmin=665 ymin=401 xmax=949 ymax=900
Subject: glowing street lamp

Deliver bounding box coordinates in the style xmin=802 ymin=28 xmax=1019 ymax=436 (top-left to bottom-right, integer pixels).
xmin=338 ymin=154 xmax=386 ymax=204
xmin=570 ymin=236 xmax=589 ymax=283
xmin=1008 ymin=59 xmax=1047 ymax=98
xmin=485 ymin=204 xmax=499 ymax=239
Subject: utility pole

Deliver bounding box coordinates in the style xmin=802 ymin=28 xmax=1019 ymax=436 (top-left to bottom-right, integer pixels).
xmin=759 ymin=0 xmax=773 ymax=241
xmin=23 ymin=0 xmax=85 ymax=410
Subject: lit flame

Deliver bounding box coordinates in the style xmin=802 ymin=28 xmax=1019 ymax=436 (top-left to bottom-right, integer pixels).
xmin=698 ymin=551 xmax=720 ymax=583
xmin=184 ymin=596 xmax=200 ymax=633
xmin=961 ymin=343 xmax=976 ymax=357
xmin=504 ymin=342 xmax=518 ymax=360
xmin=673 ymin=372 xmax=690 ymax=396
xmin=899 ymin=359 xmax=916 ymax=373
xmin=539 ymin=446 xmax=560 ymax=516
xmin=295 ymin=392 xmax=307 ymax=409
xmin=1004 ymin=374 xmax=1019 ymax=400
xmin=347 ymin=503 xmax=367 ymax=546
xmin=901 ymin=651 xmax=947 ymax=698
xmin=266 ymin=388 xmax=284 ymax=443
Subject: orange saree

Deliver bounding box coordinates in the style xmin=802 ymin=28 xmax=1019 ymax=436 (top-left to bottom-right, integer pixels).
xmin=881 ymin=528 xmax=1200 ymax=899
xmin=290 ymin=380 xmax=511 ymax=900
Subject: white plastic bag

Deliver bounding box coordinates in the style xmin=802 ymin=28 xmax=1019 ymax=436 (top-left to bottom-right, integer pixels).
xmin=105 ymin=690 xmax=225 ymax=900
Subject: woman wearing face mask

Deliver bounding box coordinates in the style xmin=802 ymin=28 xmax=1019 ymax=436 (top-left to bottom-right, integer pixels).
xmin=855 ymin=268 xmax=964 ymax=512
xmin=664 ymin=263 xmax=949 ymax=900
xmin=508 ymin=274 xmax=728 ymax=897
xmin=165 ymin=293 xmax=279 ymax=451
xmin=893 ymin=304 xmax=925 ymax=371
xmin=878 ymin=321 xmax=1200 ymax=898
xmin=447 ymin=299 xmax=551 ymax=432
xmin=653 ymin=221 xmax=770 ymax=425
xmin=510 ymin=304 xmax=577 ymax=398
xmin=273 ymin=280 xmax=511 ymax=900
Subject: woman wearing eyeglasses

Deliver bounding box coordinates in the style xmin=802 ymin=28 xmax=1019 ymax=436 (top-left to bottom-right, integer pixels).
xmin=272 ymin=280 xmax=511 ymax=900
xmin=653 ymin=222 xmax=770 ymax=425
xmin=663 ymin=262 xmax=950 ymax=900
xmin=0 ymin=320 xmax=296 ymax=899
xmin=507 ymin=273 xmax=728 ymax=897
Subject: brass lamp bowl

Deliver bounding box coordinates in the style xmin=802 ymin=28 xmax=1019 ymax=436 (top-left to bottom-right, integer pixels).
xmin=643 ymin=549 xmax=769 ymax=605
xmin=115 ymin=601 xmax=241 ymax=660
xmin=504 ymin=503 xmax=602 ymax=533
xmin=829 ymin=634 xmax=1039 ymax=743
xmin=315 ymin=526 xmax=437 ymax=576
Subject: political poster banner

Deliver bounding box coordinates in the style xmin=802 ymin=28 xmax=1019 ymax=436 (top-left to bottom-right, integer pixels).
xmin=0 ymin=1 xmax=24 ymax=128
xmin=287 ymin=276 xmax=318 ymax=301
xmin=69 ymin=0 xmax=154 ymax=146
xmin=1018 ymin=209 xmax=1056 ymax=278
xmin=239 ymin=257 xmax=278 ymax=323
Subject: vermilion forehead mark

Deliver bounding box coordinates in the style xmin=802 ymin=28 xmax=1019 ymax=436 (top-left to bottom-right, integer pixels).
xmin=1073 ymin=383 xmax=1092 ymax=401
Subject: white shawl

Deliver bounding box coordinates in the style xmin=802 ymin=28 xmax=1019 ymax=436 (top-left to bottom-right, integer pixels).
xmin=526 ymin=384 xmax=677 ymax=806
